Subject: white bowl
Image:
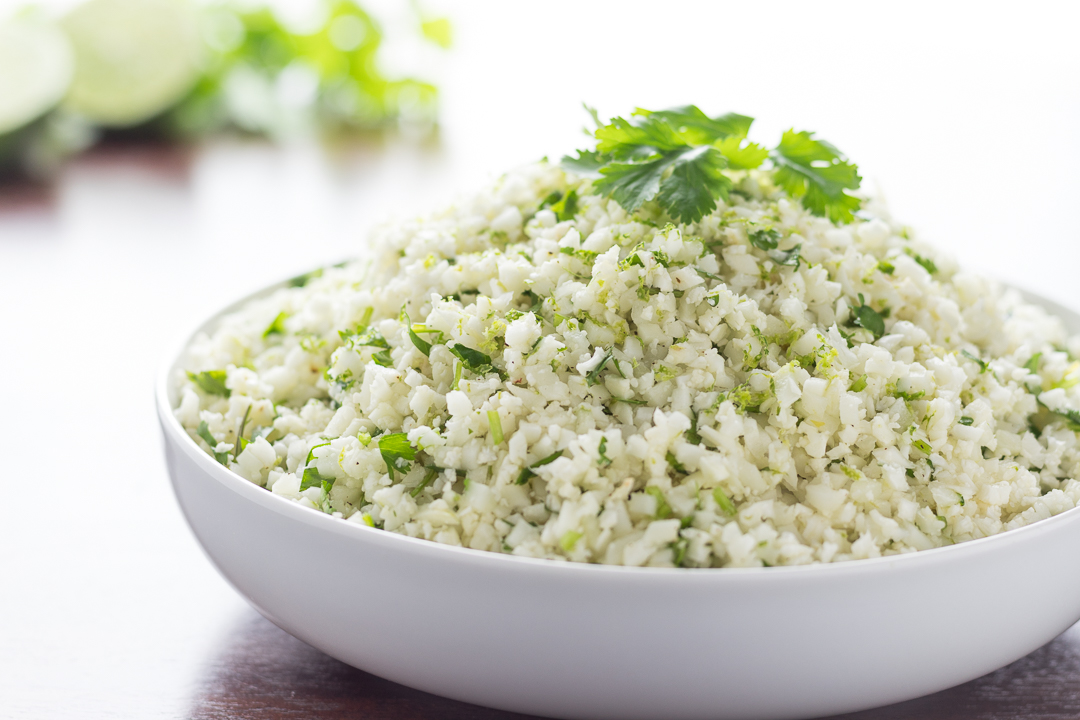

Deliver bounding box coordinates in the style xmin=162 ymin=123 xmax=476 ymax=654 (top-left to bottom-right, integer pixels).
xmin=158 ymin=280 xmax=1080 ymax=720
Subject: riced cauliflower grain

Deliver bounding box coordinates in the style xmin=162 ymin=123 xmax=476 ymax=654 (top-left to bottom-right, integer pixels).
xmin=176 ymin=162 xmax=1080 ymax=567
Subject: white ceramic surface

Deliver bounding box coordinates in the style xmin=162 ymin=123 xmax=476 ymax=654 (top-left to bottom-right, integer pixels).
xmin=158 ymin=281 xmax=1080 ymax=720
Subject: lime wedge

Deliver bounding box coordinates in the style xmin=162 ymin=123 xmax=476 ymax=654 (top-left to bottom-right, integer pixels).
xmin=0 ymin=15 xmax=73 ymax=135
xmin=61 ymin=0 xmax=203 ymax=127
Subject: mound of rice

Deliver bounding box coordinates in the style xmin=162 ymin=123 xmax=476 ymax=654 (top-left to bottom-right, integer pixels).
xmin=174 ymin=162 xmax=1080 ymax=567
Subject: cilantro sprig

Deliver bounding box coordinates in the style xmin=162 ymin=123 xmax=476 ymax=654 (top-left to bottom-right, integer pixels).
xmin=562 ymin=104 xmax=861 ymax=225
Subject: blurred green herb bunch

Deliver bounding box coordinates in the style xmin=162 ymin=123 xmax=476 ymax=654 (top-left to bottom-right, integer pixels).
xmin=0 ymin=0 xmax=450 ymax=179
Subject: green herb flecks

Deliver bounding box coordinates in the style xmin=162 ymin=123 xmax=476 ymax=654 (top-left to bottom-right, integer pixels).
xmin=188 ymin=370 xmax=230 ymax=397
xmin=488 ymin=410 xmax=504 ymax=445
xmin=300 ymin=466 xmax=334 ymax=493
xmin=1024 ymin=353 xmax=1042 ymax=375
xmin=411 ymin=467 xmax=439 ymax=498
xmin=586 ymin=349 xmax=614 ymax=386
xmin=196 ymin=421 xmax=229 ymax=465
xmin=749 ymin=228 xmax=779 ymax=251
xmin=515 ymin=450 xmax=564 ymax=485
xmin=449 ymin=342 xmax=506 ymax=380
xmin=645 ymin=486 xmax=672 ymax=519
xmin=666 ymin=451 xmax=687 ymax=475
xmin=560 ymin=530 xmax=583 ymax=552
xmin=770 ymin=244 xmax=802 ymax=269
xmin=263 ymin=311 xmax=288 ymax=339
xmin=597 ymin=437 xmax=613 ymax=466
xmin=550 ymin=189 xmax=579 ymax=222
xmin=378 ymin=432 xmax=416 ymax=481
xmin=713 ymin=486 xmax=737 ymax=517
xmin=961 ymin=349 xmax=989 ymax=374
xmin=851 ymin=293 xmax=885 ymax=340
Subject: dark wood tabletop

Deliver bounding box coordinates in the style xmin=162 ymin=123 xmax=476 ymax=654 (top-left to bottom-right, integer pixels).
xmin=187 ymin=610 xmax=1080 ymax=720
xmin=4 ymin=4 xmax=1080 ymax=716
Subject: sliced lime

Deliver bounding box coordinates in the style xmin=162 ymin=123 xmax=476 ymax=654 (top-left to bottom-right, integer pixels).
xmin=0 ymin=15 xmax=74 ymax=135
xmin=61 ymin=0 xmax=203 ymax=127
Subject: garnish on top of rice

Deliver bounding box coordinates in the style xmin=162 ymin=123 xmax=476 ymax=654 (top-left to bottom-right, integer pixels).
xmin=175 ymin=106 xmax=1080 ymax=567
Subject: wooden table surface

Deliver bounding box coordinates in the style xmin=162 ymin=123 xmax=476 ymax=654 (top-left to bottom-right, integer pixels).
xmin=4 ymin=3 xmax=1080 ymax=718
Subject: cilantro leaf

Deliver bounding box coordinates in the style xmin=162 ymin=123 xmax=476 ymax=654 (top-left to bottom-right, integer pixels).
xmin=449 ymin=343 xmax=505 ymax=379
xmin=560 ymin=150 xmax=604 ymax=177
xmin=594 ymin=152 xmax=676 ymax=214
xmin=197 ymin=420 xmax=229 ymax=465
xmin=378 ymin=432 xmax=416 ymax=481
xmin=188 ymin=370 xmax=230 ymax=397
xmin=654 ymin=145 xmax=731 ymax=223
xmin=713 ymin=487 xmax=737 ymax=516
xmin=594 ymin=115 xmax=685 ymax=158
xmin=586 ymin=349 xmax=613 ymax=386
xmin=635 ymin=105 xmax=753 ymax=144
xmin=852 ymin=293 xmax=885 ymax=339
xmin=961 ymin=349 xmax=989 ymax=374
xmin=905 ymin=249 xmax=938 ymax=275
xmin=716 ymin=136 xmax=768 ymax=169
xmin=1024 ymin=353 xmax=1042 ymax=374
xmin=550 ymin=189 xmax=579 ymax=222
xmin=568 ymin=105 xmax=862 ymax=226
xmin=515 ymin=450 xmax=564 ymax=485
xmin=300 ymin=466 xmax=334 ymax=492
xmin=749 ymin=228 xmax=780 ymax=251
xmin=597 ymin=436 xmax=613 ymax=466
xmin=770 ymin=129 xmax=862 ymax=223
xmin=263 ymin=311 xmax=288 ymax=339
xmin=771 ymin=244 xmax=802 ymax=269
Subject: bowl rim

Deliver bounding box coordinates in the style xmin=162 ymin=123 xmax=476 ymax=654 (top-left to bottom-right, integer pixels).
xmin=156 ymin=265 xmax=1080 ymax=581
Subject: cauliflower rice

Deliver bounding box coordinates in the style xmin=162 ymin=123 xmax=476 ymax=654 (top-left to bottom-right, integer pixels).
xmin=175 ymin=162 xmax=1080 ymax=567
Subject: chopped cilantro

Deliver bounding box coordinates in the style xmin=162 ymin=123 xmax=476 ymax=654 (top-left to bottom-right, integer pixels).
xmin=515 ymin=450 xmax=564 ymax=485
xmin=488 ymin=410 xmax=504 ymax=445
xmin=188 ymin=370 xmax=230 ymax=397
xmin=771 ymin=244 xmax=802 ymax=269
xmin=905 ymin=249 xmax=938 ymax=275
xmin=288 ymin=268 xmax=323 ymax=287
xmin=560 ymin=530 xmax=583 ymax=552
xmin=586 ymin=349 xmax=614 ymax=386
xmin=959 ymin=416 xmax=974 ymax=426
xmin=551 ymin=189 xmax=579 ymax=222
xmin=306 ymin=441 xmax=331 ymax=465
xmin=597 ymin=437 xmax=613 ymax=466
xmin=1024 ymin=353 xmax=1042 ymax=374
xmin=912 ymin=439 xmax=933 ymax=455
xmin=645 ymin=486 xmax=672 ymax=519
xmin=961 ymin=349 xmax=989 ymax=374
xmin=696 ymin=268 xmax=722 ymax=281
xmin=877 ymin=261 xmax=895 ymax=275
xmin=411 ymin=467 xmax=439 ymax=498
xmin=851 ymin=293 xmax=885 ymax=339
xmin=686 ymin=412 xmax=702 ymax=445
xmin=449 ymin=343 xmax=506 ymax=379
xmin=196 ymin=421 xmax=229 ymax=465
xmin=300 ymin=466 xmax=333 ymax=492
xmin=378 ymin=432 xmax=416 ymax=481
xmin=263 ymin=312 xmax=288 ymax=339
xmin=713 ymin=487 xmax=736 ymax=516
xmin=611 ymin=396 xmax=647 ymax=405
xmin=666 ymin=451 xmax=687 ymax=475
xmin=749 ymin=228 xmax=779 ymax=251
